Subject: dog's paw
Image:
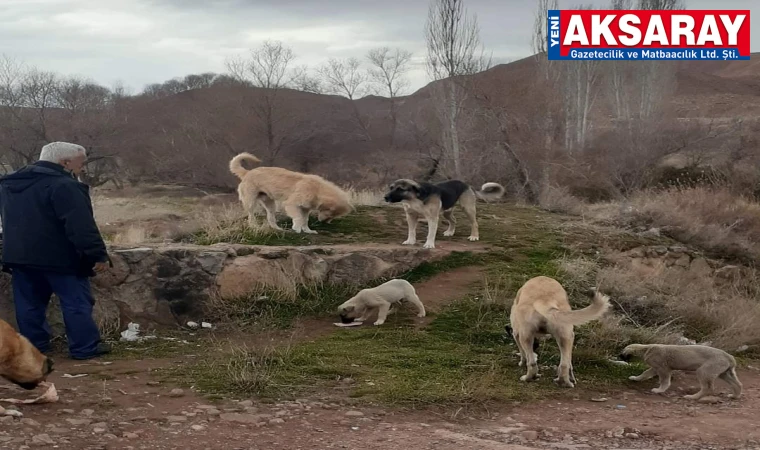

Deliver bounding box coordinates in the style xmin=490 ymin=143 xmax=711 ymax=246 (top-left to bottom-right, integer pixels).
xmin=373 ymin=320 xmax=385 ymax=326
xmin=683 ymin=393 xmax=702 ymax=400
xmin=402 ymin=239 xmax=416 ymax=246
xmin=423 ymin=242 xmax=435 ymax=249
xmin=467 ymin=236 xmax=479 ymax=241
xmin=628 ymin=376 xmax=640 ymax=381
xmin=554 ymin=378 xmax=575 ymax=388
xmin=651 ymin=388 xmax=667 ymax=394
xmin=519 ymin=375 xmax=529 ymax=382
xmin=518 ymin=360 xmax=525 ymax=367
xmin=417 ymin=313 xmax=426 ymax=318
xmin=728 ymin=394 xmax=741 ymax=399
xmin=443 ymin=230 xmax=455 ymax=237
xmin=303 ymin=229 xmax=318 ymax=234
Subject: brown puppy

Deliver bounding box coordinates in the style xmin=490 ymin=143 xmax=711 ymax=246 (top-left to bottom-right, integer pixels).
xmin=230 ymin=153 xmax=352 ymax=234
xmin=508 ymin=276 xmax=610 ymax=388
xmin=0 ymin=319 xmax=53 ymax=390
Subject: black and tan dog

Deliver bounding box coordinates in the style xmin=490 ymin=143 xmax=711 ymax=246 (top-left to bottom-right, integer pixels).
xmin=0 ymin=319 xmax=53 ymax=390
xmin=383 ymin=179 xmax=505 ymax=249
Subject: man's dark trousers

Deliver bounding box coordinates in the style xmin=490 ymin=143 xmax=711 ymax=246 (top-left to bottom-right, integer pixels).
xmin=11 ymin=267 xmax=101 ymax=359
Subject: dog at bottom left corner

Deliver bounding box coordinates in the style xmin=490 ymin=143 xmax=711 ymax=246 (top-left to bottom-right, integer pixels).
xmin=0 ymin=319 xmax=54 ymax=390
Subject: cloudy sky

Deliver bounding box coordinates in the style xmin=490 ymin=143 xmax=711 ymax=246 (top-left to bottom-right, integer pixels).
xmin=1 ymin=0 xmax=756 ymax=95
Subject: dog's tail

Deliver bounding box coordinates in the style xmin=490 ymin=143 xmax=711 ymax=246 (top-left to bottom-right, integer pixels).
xmin=473 ymin=182 xmax=505 ymax=202
xmin=229 ymin=152 xmax=261 ymax=180
xmin=536 ymin=290 xmax=610 ymax=327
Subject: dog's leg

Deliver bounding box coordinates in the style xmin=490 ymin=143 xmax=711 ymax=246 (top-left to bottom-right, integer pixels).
xmin=259 ymin=196 xmax=284 ymax=231
xmin=422 ymin=213 xmax=439 ymax=249
xmin=405 ymin=291 xmax=426 ymax=318
xmin=402 ymin=208 xmax=419 ymax=246
xmin=284 ymin=203 xmax=317 ymax=234
xmin=719 ymin=368 xmax=743 ymax=399
xmin=356 ymin=308 xmax=373 ymax=323
xmin=554 ymin=330 xmax=575 ymax=388
xmin=651 ymin=369 xmax=672 ymax=394
xmin=458 ymin=190 xmax=479 ymax=241
xmin=684 ymin=365 xmax=718 ymax=400
xmin=518 ymin=333 xmax=540 ymax=382
xmin=629 ymin=367 xmax=657 ymax=382
xmin=513 ymin=331 xmax=527 ymax=367
xmin=374 ymin=303 xmax=391 ymax=326
xmin=442 ymin=209 xmax=456 ymax=237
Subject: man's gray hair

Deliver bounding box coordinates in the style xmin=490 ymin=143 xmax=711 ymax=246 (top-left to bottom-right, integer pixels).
xmin=38 ymin=142 xmax=87 ymax=163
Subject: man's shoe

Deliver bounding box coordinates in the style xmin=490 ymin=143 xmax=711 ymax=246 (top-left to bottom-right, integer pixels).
xmin=71 ymin=342 xmax=112 ymax=360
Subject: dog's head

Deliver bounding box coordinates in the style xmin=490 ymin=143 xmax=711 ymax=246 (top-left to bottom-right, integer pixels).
xmin=0 ymin=332 xmax=54 ymax=390
xmin=618 ymin=344 xmax=642 ymax=362
xmin=337 ymin=300 xmax=362 ymax=324
xmin=317 ymin=198 xmax=352 ymax=223
xmin=384 ymin=179 xmax=421 ymax=204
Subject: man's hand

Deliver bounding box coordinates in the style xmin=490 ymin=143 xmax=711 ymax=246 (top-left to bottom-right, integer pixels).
xmin=93 ymin=261 xmax=109 ymax=274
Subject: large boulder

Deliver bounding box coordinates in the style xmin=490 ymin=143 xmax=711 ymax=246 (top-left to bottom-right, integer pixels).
xmin=0 ymin=243 xmax=451 ymax=332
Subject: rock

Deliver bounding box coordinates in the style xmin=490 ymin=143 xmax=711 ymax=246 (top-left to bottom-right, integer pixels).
xmin=521 ymin=430 xmax=538 ymax=441
xmin=689 ymin=257 xmax=712 ymax=276
xmin=220 ymin=413 xmax=271 ymax=424
xmin=31 ymin=434 xmax=55 ymax=446
xmin=715 ymin=265 xmax=741 ymax=281
xmin=269 ymin=418 xmax=285 ymax=425
xmin=166 ymin=416 xmax=187 ymax=423
xmin=168 ymin=388 xmax=184 ymax=398
xmin=123 ymin=432 xmax=139 ymax=439
xmin=238 ymin=400 xmax=254 ymax=408
xmin=736 ymin=345 xmax=750 ymax=353
xmin=625 ymin=433 xmax=640 ymax=439
xmin=3 ymin=243 xmax=449 ymax=329
xmin=65 ymin=418 xmax=92 ymax=426
xmin=4 ymin=409 xmax=23 ymax=418
xmin=190 ymin=425 xmax=205 ymax=431
xmin=590 ymin=397 xmax=608 ymax=402
xmin=20 ymin=418 xmax=41 ymax=427
xmin=147 ymin=381 xmax=161 ymax=386
xmin=195 ymin=251 xmax=228 ymax=275
xmin=81 ymin=409 xmax=95 ymax=417
xmin=205 ymin=408 xmax=221 ymax=416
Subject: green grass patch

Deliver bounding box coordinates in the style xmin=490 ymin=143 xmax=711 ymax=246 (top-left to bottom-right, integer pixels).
xmin=191 ymin=206 xmax=400 ymax=246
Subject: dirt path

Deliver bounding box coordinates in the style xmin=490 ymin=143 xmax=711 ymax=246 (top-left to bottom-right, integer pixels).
xmin=1 ymin=358 xmax=758 ymax=449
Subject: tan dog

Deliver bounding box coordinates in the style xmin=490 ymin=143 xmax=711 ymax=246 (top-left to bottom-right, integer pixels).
xmin=230 ymin=153 xmax=352 ymax=234
xmin=621 ymin=344 xmax=742 ymax=400
xmin=337 ymin=279 xmax=426 ymax=326
xmin=383 ymin=179 xmax=505 ymax=249
xmin=507 ymin=276 xmax=610 ymax=388
xmin=0 ymin=319 xmax=54 ymax=390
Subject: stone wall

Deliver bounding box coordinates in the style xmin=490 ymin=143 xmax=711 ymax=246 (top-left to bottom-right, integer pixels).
xmin=0 ymin=244 xmax=445 ymax=332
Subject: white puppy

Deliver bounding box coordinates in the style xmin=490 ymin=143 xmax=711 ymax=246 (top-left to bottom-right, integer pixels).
xmin=337 ymin=279 xmax=426 ymax=326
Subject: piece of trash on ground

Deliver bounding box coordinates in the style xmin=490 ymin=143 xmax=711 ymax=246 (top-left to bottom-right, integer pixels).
xmin=0 ymin=382 xmax=58 ymax=404
xmin=201 ymin=322 xmax=213 ymax=329
xmin=61 ymin=374 xmax=88 ymax=379
xmin=333 ymin=321 xmax=363 ymax=328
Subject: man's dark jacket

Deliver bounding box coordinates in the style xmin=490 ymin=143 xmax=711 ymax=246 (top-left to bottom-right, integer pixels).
xmin=0 ymin=161 xmax=108 ymax=277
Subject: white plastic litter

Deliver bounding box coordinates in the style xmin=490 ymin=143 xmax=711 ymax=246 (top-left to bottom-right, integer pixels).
xmin=201 ymin=322 xmax=213 ymax=329
xmin=333 ymin=321 xmax=363 ymax=328
xmin=120 ymin=322 xmax=141 ymax=342
xmin=186 ymin=321 xmax=199 ymax=329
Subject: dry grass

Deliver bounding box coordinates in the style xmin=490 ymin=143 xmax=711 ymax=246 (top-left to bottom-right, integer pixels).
xmin=538 ymin=184 xmax=587 ymax=216
xmin=589 ymin=186 xmax=760 ymax=262
xmin=110 ymin=226 xmax=149 ymax=245
xmin=599 ymin=263 xmax=760 ymax=351
xmin=344 ymin=187 xmax=385 ymax=207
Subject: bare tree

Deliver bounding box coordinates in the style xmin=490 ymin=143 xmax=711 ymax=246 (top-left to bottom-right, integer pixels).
xmin=425 ymin=0 xmax=491 ymax=178
xmin=226 ymin=40 xmax=298 ymax=163
xmin=318 ymin=57 xmax=371 ymax=139
xmin=366 ymin=47 xmax=413 ymax=149
xmin=290 ymin=65 xmax=323 ymax=94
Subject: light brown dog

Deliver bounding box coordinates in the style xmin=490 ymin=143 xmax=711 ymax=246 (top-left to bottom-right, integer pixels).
xmin=230 ymin=153 xmax=352 ymax=234
xmin=0 ymin=319 xmax=53 ymax=390
xmin=507 ymin=276 xmax=610 ymax=388
xmin=621 ymin=344 xmax=742 ymax=400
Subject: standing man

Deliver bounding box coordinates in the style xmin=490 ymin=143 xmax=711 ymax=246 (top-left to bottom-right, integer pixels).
xmin=0 ymin=142 xmax=111 ymax=360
